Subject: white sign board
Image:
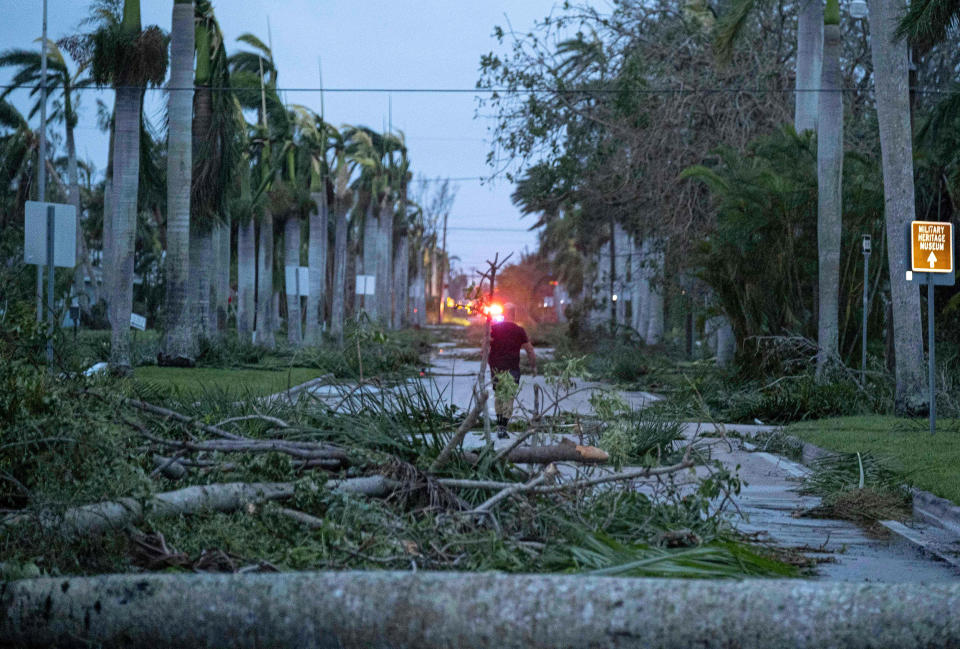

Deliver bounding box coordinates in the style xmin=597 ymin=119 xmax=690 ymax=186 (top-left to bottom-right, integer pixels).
xmin=24 ymin=201 xmax=77 ymax=267
xmin=130 ymin=313 xmax=147 ymax=331
xmin=284 ymin=265 xmax=310 ymax=296
xmin=355 ymin=274 xmax=376 ymax=296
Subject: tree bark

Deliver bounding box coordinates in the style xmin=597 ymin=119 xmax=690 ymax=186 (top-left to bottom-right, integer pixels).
xmin=377 ymin=194 xmax=394 ymax=328
xmin=868 ymin=0 xmax=927 ymax=414
xmin=159 ymin=0 xmax=195 ymax=364
xmin=305 ymin=190 xmax=328 ymax=343
xmin=284 ymin=212 xmax=302 ymax=345
xmin=361 ymin=201 xmax=379 ymax=319
xmin=393 ymin=232 xmax=409 ymax=328
xmin=237 ymin=218 xmax=256 ymax=342
xmin=214 ymin=218 xmax=230 ymax=333
xmin=464 ymin=441 xmax=609 ymax=465
xmin=256 ymin=212 xmax=276 ymax=348
xmin=4 ymin=572 xmax=960 ymax=649
xmin=190 ymin=224 xmax=213 ymax=341
xmin=107 ymin=85 xmax=142 ymax=371
xmin=795 ymin=0 xmax=823 ymax=133
xmin=0 ymin=478 xmax=398 ymax=541
xmin=330 ymin=195 xmax=349 ymax=343
xmin=816 ymin=14 xmax=843 ymax=379
xmin=645 ymin=241 xmax=664 ymax=345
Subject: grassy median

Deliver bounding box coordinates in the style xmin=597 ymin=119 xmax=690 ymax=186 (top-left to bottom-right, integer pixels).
xmin=786 ymin=416 xmax=960 ymax=504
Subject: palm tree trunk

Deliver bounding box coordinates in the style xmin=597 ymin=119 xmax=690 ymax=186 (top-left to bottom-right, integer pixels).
xmin=256 ymin=211 xmax=276 ymax=348
xmin=237 ymin=217 xmax=255 ymax=342
xmin=815 ymin=12 xmax=843 ymax=379
xmin=284 ymin=212 xmax=302 ymax=345
xmin=101 ymin=120 xmax=115 ymax=313
xmin=331 ymin=196 xmax=348 ymax=343
xmin=634 ymin=238 xmax=650 ymax=338
xmin=795 ymin=0 xmax=823 ymax=133
xmin=361 ymin=201 xmax=378 ymax=319
xmin=159 ymin=0 xmax=195 ymax=364
xmin=215 ymin=218 xmax=230 ymax=332
xmin=645 ymin=242 xmax=664 ymax=346
xmin=107 ymin=84 xmax=142 ymax=371
xmin=868 ymin=0 xmax=927 ymax=414
xmin=614 ymin=222 xmax=627 ymax=325
xmin=189 ymin=224 xmax=213 ymax=340
xmin=393 ymin=232 xmax=409 ymax=328
xmin=305 ymin=190 xmax=327 ymax=343
xmin=377 ymin=195 xmax=394 ymax=328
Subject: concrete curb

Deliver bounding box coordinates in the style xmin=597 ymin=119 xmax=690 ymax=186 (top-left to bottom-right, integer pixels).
xmin=747 ymin=429 xmax=960 ymax=568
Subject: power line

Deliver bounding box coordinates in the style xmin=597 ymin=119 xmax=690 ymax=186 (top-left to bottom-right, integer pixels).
xmin=2 ymin=83 xmax=958 ymax=96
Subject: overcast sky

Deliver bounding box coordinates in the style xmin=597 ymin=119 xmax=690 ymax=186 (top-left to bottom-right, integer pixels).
xmin=1 ymin=0 xmax=557 ymax=274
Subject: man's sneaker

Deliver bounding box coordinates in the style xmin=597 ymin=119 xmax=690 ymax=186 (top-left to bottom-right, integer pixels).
xmin=496 ymin=425 xmax=509 ymax=440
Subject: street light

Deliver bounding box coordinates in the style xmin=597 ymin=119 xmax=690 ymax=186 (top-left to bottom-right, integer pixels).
xmin=849 ymin=0 xmax=868 ymax=19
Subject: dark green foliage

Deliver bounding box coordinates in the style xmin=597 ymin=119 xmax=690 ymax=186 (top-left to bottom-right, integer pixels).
xmin=683 ymin=127 xmax=887 ymax=372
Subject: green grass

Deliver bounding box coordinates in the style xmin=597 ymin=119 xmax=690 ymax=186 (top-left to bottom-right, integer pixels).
xmin=786 ymin=415 xmax=960 ymax=504
xmin=134 ymin=366 xmax=329 ymax=398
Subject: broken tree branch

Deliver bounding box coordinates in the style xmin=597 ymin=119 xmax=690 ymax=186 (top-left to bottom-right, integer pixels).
xmin=429 ymin=389 xmax=488 ymax=472
xmin=0 ymin=477 xmax=399 ymax=540
xmin=466 ymin=439 xmax=609 ymax=465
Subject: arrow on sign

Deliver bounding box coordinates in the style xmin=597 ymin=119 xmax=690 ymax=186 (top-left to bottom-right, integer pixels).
xmin=928 ymin=251 xmax=938 ymax=268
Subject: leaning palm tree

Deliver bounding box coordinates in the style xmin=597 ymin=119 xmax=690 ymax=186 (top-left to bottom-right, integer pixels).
xmin=815 ymin=0 xmax=843 ymax=379
xmin=158 ymin=0 xmax=195 ymax=365
xmin=0 ymin=39 xmax=92 ymax=308
xmin=87 ymin=0 xmax=167 ymax=371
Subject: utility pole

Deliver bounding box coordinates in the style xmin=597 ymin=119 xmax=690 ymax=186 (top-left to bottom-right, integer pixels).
xmin=861 ymin=234 xmax=871 ymax=382
xmin=36 ymin=0 xmax=48 ymax=322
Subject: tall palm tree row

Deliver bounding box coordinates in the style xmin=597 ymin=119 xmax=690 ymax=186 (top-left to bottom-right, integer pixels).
xmin=2 ymin=2 xmax=441 ymax=365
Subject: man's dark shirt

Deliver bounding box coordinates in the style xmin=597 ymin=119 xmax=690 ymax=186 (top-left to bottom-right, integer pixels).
xmin=489 ymin=321 xmax=529 ymax=372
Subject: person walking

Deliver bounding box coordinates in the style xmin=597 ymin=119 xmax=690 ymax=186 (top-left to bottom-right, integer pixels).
xmin=489 ymin=319 xmax=536 ymax=437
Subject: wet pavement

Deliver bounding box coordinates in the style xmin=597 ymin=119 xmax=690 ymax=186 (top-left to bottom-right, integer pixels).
xmin=294 ymin=340 xmax=960 ymax=583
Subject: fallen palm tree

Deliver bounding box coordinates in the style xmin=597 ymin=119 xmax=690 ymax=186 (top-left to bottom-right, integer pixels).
xmin=3 ymin=571 xmax=959 ymax=649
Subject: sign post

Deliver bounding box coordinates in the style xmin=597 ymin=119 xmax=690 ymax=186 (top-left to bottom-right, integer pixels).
xmin=861 ymin=235 xmax=871 ymax=383
xmin=25 ymin=201 xmax=77 ymax=366
xmin=906 ymin=221 xmax=955 ymax=434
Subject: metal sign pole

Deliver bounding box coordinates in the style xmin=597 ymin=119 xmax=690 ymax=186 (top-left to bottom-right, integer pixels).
xmin=36 ymin=0 xmax=49 ymax=322
xmin=928 ymin=272 xmax=936 ymax=434
xmin=861 ymin=235 xmax=871 ymax=383
xmin=46 ymin=205 xmax=55 ymax=365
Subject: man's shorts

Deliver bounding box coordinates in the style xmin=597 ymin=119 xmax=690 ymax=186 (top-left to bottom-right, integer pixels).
xmin=490 ymin=368 xmax=521 ymax=387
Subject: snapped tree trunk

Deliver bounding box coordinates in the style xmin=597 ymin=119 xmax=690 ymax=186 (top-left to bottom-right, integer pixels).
xmin=305 ymin=190 xmax=328 ymax=343
xmin=816 ymin=16 xmax=843 ymax=379
xmin=107 ymin=85 xmax=142 ymax=371
xmin=284 ymin=212 xmax=302 ymax=345
xmin=237 ymin=218 xmax=256 ymax=342
xmin=868 ymin=0 xmax=927 ymax=414
xmin=159 ymin=0 xmax=195 ymax=364
xmin=795 ymin=0 xmax=823 ymax=133
xmin=256 ymin=212 xmax=276 ymax=349
xmin=4 ymin=573 xmax=960 ymax=649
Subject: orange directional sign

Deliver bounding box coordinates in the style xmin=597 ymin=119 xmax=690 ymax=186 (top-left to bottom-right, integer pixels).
xmin=911 ymin=221 xmax=953 ymax=273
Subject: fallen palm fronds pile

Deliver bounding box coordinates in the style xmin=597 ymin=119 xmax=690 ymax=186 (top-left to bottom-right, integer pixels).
xmin=1 ymin=360 xmax=797 ymax=579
